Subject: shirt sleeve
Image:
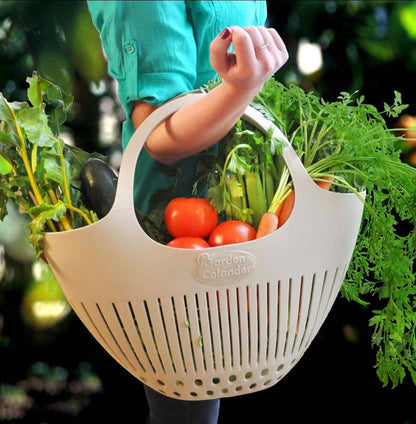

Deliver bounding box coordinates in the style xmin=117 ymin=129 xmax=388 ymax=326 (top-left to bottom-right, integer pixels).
xmin=88 ymin=1 xmax=197 ymax=113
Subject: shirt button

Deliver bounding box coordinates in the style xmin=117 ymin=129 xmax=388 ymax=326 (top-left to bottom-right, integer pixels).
xmin=125 ymin=43 xmax=135 ymax=54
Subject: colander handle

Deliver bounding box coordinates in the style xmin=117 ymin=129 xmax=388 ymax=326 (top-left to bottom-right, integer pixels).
xmin=113 ymin=92 xmax=313 ymax=212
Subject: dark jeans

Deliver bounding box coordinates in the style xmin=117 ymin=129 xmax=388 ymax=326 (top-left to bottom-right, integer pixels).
xmin=144 ymin=385 xmax=220 ymax=424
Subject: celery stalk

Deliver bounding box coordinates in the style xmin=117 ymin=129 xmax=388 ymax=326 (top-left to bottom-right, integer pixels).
xmin=244 ymin=169 xmax=267 ymax=229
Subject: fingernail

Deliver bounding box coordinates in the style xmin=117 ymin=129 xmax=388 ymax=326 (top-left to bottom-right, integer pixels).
xmin=219 ymin=27 xmax=231 ymax=39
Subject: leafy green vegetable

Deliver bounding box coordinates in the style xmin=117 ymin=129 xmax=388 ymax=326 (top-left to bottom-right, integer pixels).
xmin=199 ymin=77 xmax=416 ymax=387
xmin=0 ymin=72 xmax=103 ymax=257
xmin=194 ymin=120 xmax=284 ymax=228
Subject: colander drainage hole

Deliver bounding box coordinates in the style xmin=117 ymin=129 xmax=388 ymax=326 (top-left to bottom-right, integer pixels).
xmin=194 ymin=379 xmax=203 ymax=386
xmin=212 ymin=377 xmax=220 ymax=385
xmin=157 ymin=380 xmax=165 ymax=386
xmin=244 ymin=371 xmax=253 ymax=380
xmin=261 ymin=368 xmax=269 ymax=376
xmin=228 ymin=375 xmax=236 ymax=382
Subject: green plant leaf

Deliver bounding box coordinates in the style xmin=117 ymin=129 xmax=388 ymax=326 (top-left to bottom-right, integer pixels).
xmin=0 ymin=94 xmax=27 ymax=126
xmin=0 ymin=154 xmax=12 ymax=175
xmin=16 ymin=108 xmax=54 ymax=147
xmin=0 ymin=72 xmax=107 ymax=258
xmin=25 ymin=201 xmax=67 ymax=257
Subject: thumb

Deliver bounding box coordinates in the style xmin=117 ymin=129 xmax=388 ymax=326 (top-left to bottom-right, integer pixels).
xmin=210 ymin=27 xmax=234 ymax=74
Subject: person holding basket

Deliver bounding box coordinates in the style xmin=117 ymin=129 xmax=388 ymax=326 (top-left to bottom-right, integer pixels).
xmin=87 ymin=1 xmax=288 ymax=423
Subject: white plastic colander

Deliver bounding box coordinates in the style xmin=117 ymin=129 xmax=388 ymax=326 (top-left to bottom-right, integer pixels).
xmin=44 ymin=92 xmax=365 ymax=400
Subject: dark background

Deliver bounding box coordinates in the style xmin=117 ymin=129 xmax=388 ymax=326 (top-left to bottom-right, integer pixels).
xmin=0 ymin=1 xmax=415 ymax=423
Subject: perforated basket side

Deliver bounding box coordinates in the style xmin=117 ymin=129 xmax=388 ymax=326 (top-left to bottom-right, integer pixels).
xmin=66 ymin=263 xmax=348 ymax=400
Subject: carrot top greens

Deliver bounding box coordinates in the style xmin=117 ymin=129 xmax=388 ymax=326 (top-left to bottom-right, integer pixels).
xmin=197 ymin=78 xmax=416 ymax=387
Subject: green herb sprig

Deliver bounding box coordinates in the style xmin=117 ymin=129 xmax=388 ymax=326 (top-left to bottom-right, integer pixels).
xmin=199 ymin=77 xmax=416 ymax=387
xmin=252 ymin=79 xmax=416 ymax=387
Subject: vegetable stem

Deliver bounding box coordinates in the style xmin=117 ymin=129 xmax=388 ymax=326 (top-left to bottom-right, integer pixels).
xmin=16 ymin=126 xmax=43 ymax=206
xmin=46 ymin=133 xmax=74 ymax=216
xmin=46 ymin=183 xmax=73 ymax=231
xmin=65 ymin=204 xmax=93 ymax=226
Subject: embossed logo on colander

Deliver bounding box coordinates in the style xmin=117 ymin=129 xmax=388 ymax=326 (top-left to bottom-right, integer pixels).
xmin=194 ymin=250 xmax=258 ymax=284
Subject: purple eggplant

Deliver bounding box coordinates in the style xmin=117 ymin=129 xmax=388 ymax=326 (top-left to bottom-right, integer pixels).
xmin=80 ymin=158 xmax=118 ymax=219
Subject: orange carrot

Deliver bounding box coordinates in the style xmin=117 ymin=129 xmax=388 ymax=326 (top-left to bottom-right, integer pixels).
xmin=274 ymin=177 xmax=333 ymax=230
xmin=274 ymin=201 xmax=284 ymax=218
xmin=316 ymin=175 xmax=334 ymax=190
xmin=277 ymin=189 xmax=295 ymax=228
xmin=256 ymin=212 xmax=278 ymax=239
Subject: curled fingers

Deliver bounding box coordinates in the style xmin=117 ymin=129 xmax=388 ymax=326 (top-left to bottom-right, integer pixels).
xmin=256 ymin=26 xmax=289 ymax=72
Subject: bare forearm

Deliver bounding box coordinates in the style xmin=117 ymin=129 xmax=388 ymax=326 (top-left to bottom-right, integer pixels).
xmin=141 ymin=82 xmax=258 ymax=164
xmin=131 ymin=26 xmax=288 ymax=165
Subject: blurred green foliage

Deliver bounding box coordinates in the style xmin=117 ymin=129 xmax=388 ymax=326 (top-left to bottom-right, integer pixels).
xmin=0 ymin=1 xmax=415 ymax=422
xmin=0 ymin=0 xmax=118 ymax=155
xmin=0 ymin=0 xmax=106 ymax=97
xmin=271 ymin=1 xmax=416 ymax=112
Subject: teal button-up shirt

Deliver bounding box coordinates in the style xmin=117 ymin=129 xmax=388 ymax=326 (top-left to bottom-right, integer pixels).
xmin=88 ymin=1 xmax=267 ymax=212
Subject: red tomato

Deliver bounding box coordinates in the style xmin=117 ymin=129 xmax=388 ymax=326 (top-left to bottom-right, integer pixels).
xmin=166 ymin=237 xmax=210 ymax=249
xmin=208 ymin=220 xmax=257 ymax=246
xmin=164 ymin=197 xmax=218 ymax=238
